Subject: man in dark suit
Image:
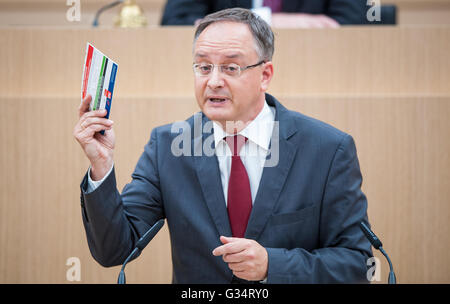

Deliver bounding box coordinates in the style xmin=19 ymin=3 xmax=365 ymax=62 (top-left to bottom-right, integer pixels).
xmin=161 ymin=0 xmax=369 ymax=27
xmin=74 ymin=8 xmax=373 ymax=283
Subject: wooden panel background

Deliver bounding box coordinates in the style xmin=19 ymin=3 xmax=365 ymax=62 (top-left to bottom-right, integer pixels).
xmin=1 ymin=27 xmax=450 ymax=98
xmin=0 ymin=96 xmax=449 ymax=283
xmin=0 ymin=27 xmax=449 ymax=283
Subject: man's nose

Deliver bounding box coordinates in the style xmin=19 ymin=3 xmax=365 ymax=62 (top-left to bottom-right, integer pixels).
xmin=207 ymin=66 xmax=225 ymax=89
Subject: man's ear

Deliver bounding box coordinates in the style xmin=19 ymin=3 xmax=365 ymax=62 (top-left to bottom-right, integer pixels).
xmin=260 ymin=61 xmax=274 ymax=92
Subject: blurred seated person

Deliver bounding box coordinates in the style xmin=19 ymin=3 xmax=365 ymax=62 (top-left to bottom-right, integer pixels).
xmin=161 ymin=0 xmax=368 ymax=28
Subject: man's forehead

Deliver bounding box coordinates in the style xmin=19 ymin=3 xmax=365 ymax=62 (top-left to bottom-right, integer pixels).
xmin=193 ymin=21 xmax=257 ymax=58
xmin=198 ymin=20 xmax=251 ymax=37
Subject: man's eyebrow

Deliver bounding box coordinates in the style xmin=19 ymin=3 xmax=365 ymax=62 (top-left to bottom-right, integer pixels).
xmin=225 ymin=53 xmax=242 ymax=59
xmin=194 ymin=53 xmax=208 ymax=58
xmin=194 ymin=53 xmax=243 ymax=59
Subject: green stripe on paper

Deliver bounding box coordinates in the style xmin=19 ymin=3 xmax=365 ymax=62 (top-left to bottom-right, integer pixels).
xmin=94 ymin=55 xmax=106 ymax=110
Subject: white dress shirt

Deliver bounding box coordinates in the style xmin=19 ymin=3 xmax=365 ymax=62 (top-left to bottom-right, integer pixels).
xmin=213 ymin=100 xmax=275 ymax=205
xmin=87 ymin=101 xmax=276 ymax=206
xmin=87 ymin=163 xmax=114 ymax=192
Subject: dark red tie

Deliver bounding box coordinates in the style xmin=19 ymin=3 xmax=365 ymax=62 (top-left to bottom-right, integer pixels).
xmin=225 ymin=135 xmax=252 ymax=238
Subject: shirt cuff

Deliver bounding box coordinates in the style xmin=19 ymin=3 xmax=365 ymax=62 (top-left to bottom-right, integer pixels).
xmin=87 ymin=163 xmax=114 ymax=193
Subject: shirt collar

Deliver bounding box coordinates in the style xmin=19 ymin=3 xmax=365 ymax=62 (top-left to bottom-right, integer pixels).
xmin=213 ymin=100 xmax=275 ymax=151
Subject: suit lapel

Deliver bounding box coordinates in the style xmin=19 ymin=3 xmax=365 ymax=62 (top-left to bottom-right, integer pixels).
xmin=245 ymin=95 xmax=298 ymax=240
xmin=193 ymin=113 xmax=232 ymax=237
xmin=193 ymin=95 xmax=299 ymax=240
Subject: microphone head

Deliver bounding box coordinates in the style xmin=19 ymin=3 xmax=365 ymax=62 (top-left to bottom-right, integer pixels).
xmin=359 ymin=221 xmax=383 ymax=249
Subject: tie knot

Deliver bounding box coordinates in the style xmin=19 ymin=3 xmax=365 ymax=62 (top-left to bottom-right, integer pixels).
xmin=225 ymin=135 xmax=247 ymax=156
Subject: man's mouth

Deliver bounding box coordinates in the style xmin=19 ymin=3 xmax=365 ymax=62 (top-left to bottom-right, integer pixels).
xmin=207 ymin=97 xmax=229 ymax=104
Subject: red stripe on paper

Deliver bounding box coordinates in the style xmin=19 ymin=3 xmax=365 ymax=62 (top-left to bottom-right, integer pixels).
xmin=82 ymin=45 xmax=94 ymax=99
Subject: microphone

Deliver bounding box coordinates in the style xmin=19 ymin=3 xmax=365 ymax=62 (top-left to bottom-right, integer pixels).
xmin=359 ymin=221 xmax=396 ymax=284
xmin=117 ymin=219 xmax=165 ymax=284
xmin=92 ymin=0 xmax=124 ymax=27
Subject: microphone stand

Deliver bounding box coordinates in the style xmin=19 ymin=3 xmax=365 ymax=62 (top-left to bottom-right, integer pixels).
xmin=379 ymin=247 xmax=396 ymax=284
xmin=359 ymin=221 xmax=397 ymax=284
xmin=92 ymin=0 xmax=124 ymax=27
xmin=117 ymin=219 xmax=165 ymax=284
xmin=117 ymin=247 xmax=139 ymax=284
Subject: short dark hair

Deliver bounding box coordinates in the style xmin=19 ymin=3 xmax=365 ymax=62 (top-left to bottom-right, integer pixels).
xmin=194 ymin=8 xmax=275 ymax=61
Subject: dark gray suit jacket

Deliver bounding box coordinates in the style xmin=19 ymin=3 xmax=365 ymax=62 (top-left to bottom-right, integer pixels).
xmin=161 ymin=0 xmax=369 ymax=25
xmin=80 ymin=94 xmax=373 ymax=283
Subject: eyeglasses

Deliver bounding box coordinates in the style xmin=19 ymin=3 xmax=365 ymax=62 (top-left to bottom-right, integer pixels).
xmin=192 ymin=60 xmax=266 ymax=77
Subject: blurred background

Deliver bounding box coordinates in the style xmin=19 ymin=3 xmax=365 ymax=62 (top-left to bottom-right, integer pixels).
xmin=0 ymin=0 xmax=449 ymax=284
xmin=1 ymin=0 xmax=450 ymax=27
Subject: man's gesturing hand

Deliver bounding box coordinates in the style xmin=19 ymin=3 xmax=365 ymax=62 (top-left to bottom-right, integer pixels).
xmin=212 ymin=236 xmax=268 ymax=281
xmin=73 ymin=94 xmax=115 ymax=181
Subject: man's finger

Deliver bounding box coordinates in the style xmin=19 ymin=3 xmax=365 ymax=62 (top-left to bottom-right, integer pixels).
xmin=80 ymin=109 xmax=108 ymax=124
xmin=212 ymin=240 xmax=246 ymax=256
xmin=80 ymin=117 xmax=114 ymax=130
xmin=227 ymin=261 xmax=247 ymax=272
xmin=223 ymin=251 xmax=246 ymax=263
xmin=79 ymin=95 xmax=92 ymax=118
xmin=219 ymin=235 xmax=240 ymax=244
xmin=79 ymin=123 xmax=112 ymax=137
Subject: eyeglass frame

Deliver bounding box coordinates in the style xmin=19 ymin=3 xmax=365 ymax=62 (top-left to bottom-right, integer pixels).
xmin=192 ymin=60 xmax=266 ymax=77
